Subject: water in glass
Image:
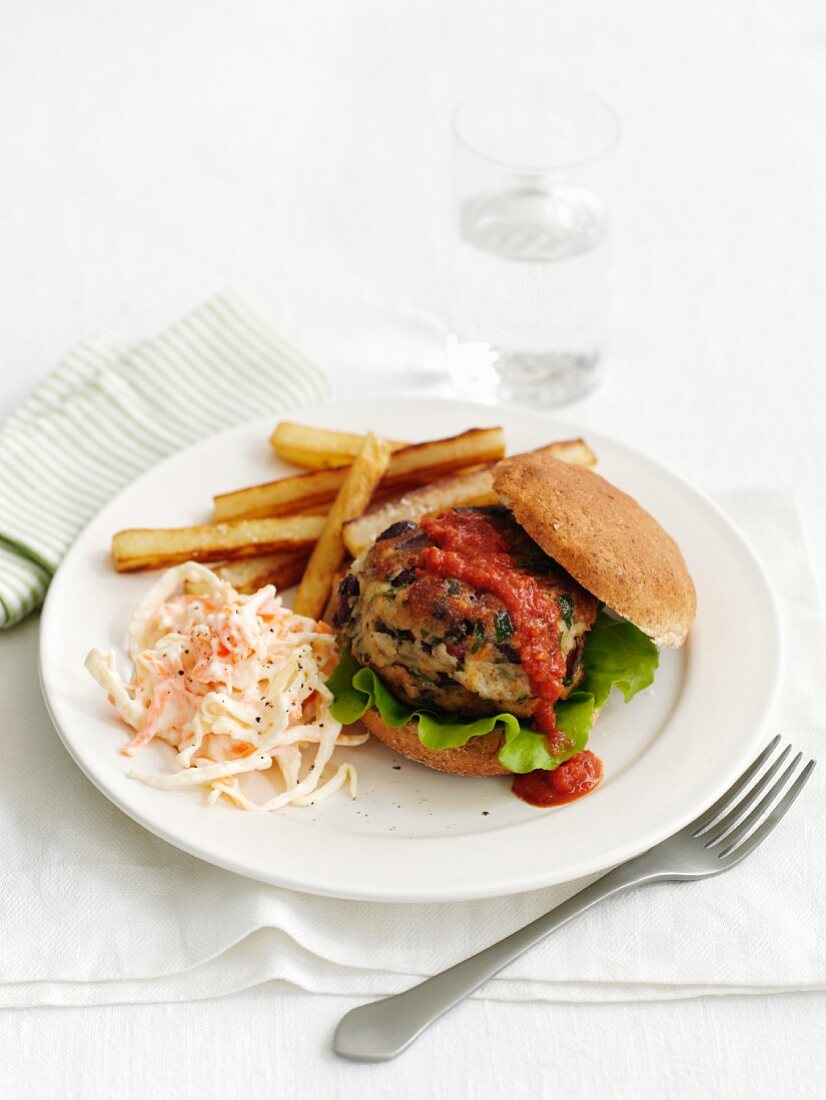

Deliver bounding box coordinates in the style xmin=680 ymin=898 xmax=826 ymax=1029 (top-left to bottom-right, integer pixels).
xmin=447 ymin=184 xmax=609 ymax=405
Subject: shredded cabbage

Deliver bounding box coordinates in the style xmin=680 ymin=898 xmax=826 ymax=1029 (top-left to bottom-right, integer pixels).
xmin=86 ymin=562 xmax=367 ymax=810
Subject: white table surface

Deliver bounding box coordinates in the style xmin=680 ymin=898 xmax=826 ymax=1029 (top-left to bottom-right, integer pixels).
xmin=2 ymin=0 xmax=825 ymax=1096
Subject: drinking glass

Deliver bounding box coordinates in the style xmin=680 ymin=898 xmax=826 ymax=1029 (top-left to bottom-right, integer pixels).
xmin=446 ymin=81 xmax=620 ymax=406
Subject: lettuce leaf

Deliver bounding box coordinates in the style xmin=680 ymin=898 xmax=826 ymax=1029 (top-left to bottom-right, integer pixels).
xmin=497 ymin=693 xmax=594 ymax=773
xmin=325 ymin=647 xmax=372 ymax=725
xmin=580 ymin=611 xmax=659 ymax=707
xmin=327 ymin=609 xmax=657 ymax=774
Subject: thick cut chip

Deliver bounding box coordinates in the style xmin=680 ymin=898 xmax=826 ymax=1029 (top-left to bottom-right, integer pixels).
xmin=214 ymin=467 xmax=352 ymax=521
xmin=540 ymin=437 xmax=597 ymax=469
xmin=112 ymin=516 xmax=324 ymax=573
xmin=182 ymin=552 xmax=310 ymax=595
xmin=214 ymin=427 xmax=506 ymax=522
xmin=213 ymin=552 xmax=309 ymax=592
xmin=292 ymin=433 xmax=392 ymax=619
xmin=271 ymin=422 xmax=407 ymax=469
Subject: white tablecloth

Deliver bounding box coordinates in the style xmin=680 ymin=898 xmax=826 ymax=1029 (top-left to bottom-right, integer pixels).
xmin=2 ymin=0 xmax=825 ymax=1095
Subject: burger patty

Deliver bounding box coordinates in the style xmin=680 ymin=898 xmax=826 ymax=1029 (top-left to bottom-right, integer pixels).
xmin=331 ymin=507 xmax=598 ymax=720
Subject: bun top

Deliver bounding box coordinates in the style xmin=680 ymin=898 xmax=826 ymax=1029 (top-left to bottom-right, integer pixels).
xmin=493 ymin=452 xmax=696 ymax=647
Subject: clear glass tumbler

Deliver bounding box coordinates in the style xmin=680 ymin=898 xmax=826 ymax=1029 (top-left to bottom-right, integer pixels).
xmin=446 ymin=81 xmax=620 ymax=406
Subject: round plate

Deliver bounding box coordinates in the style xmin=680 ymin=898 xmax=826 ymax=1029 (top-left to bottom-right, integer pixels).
xmin=39 ymin=398 xmax=781 ymax=901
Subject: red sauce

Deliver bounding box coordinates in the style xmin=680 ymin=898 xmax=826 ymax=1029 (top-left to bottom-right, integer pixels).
xmin=419 ymin=509 xmax=568 ymax=753
xmin=512 ymin=750 xmax=603 ymax=807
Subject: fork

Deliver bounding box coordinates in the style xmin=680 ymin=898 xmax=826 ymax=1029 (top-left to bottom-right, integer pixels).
xmin=333 ymin=736 xmax=815 ymax=1062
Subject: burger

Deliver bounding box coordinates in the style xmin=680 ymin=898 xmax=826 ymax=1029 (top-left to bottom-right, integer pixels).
xmin=327 ymin=450 xmax=696 ymax=805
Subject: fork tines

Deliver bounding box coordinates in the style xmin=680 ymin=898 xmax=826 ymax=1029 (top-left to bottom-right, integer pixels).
xmin=690 ymin=735 xmax=816 ymax=863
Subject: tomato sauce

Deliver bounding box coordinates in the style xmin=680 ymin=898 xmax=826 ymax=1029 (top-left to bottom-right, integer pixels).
xmin=512 ymin=750 xmax=603 ymax=807
xmin=419 ymin=509 xmax=568 ymax=753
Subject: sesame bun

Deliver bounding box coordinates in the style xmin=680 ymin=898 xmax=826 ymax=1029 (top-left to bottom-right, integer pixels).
xmin=360 ymin=709 xmax=509 ymax=776
xmin=493 ymin=451 xmax=696 ymax=648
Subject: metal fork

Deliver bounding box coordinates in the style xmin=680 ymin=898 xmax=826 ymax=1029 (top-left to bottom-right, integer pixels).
xmin=333 ymin=736 xmax=815 ymax=1062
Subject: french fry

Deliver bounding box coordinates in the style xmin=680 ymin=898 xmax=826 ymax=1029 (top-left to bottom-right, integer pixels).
xmin=213 ymin=552 xmax=310 ymax=592
xmin=183 ymin=553 xmax=309 ymax=596
xmin=380 ymin=427 xmax=504 ymax=486
xmin=214 ymin=427 xmax=506 ymax=522
xmin=539 ymin=437 xmax=598 ymax=469
xmin=342 ymin=466 xmax=499 ymax=557
xmin=212 ymin=470 xmax=453 ymax=523
xmin=112 ymin=515 xmax=325 ymax=573
xmin=208 ymin=552 xmax=311 ymax=594
xmin=214 ymin=467 xmax=351 ymax=522
xmin=341 ymin=437 xmax=597 ymax=557
xmin=293 ymin=433 xmax=392 ymax=619
xmin=271 ymin=422 xmax=407 ymax=469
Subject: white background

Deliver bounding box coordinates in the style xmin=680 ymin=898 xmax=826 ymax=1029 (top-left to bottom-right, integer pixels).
xmin=2 ymin=0 xmax=825 ymax=1096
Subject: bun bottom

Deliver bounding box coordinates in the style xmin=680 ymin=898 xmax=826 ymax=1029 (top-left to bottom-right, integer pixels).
xmin=360 ymin=706 xmax=602 ymax=778
xmin=360 ymin=708 xmax=509 ymax=777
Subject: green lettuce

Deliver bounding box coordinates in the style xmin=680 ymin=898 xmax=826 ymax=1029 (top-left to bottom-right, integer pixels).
xmin=327 ymin=609 xmax=657 ymax=774
xmin=579 ymin=614 xmax=659 ymax=707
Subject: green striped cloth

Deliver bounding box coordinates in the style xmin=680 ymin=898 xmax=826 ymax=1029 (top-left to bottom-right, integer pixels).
xmin=0 ymin=290 xmax=329 ymax=628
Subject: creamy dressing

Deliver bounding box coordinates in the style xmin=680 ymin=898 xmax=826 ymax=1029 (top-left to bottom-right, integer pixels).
xmin=85 ymin=561 xmax=367 ymax=811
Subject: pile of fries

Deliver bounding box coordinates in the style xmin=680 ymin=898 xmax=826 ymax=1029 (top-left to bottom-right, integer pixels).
xmin=112 ymin=422 xmax=597 ymax=621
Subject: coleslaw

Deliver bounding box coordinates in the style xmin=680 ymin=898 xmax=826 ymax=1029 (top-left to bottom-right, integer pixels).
xmin=85 ymin=561 xmax=368 ymax=811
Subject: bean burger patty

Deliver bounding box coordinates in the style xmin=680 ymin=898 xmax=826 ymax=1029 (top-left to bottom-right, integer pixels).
xmin=331 ymin=507 xmax=599 ymax=721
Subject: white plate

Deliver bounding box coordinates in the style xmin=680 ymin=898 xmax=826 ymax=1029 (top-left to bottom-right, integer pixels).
xmin=39 ymin=398 xmax=781 ymax=902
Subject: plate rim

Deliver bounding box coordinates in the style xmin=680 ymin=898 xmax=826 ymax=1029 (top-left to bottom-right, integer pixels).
xmin=38 ymin=396 xmax=783 ymax=901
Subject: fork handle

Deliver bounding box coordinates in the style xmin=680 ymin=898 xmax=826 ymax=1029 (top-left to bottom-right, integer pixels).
xmin=333 ymin=858 xmax=661 ymax=1062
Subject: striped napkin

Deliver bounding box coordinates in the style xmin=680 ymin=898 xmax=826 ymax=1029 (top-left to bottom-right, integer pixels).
xmin=0 ymin=291 xmax=329 ymax=628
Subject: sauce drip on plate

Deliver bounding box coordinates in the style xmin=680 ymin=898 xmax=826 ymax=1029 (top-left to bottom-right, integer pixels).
xmin=512 ymin=750 xmax=603 ymax=807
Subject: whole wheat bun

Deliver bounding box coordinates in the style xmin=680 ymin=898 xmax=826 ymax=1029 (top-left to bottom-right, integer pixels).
xmin=355 ymin=446 xmax=693 ymax=776
xmin=361 ymin=708 xmax=510 ymax=776
xmin=493 ymin=451 xmax=696 ymax=647
xmin=362 ymin=706 xmax=603 ymax=777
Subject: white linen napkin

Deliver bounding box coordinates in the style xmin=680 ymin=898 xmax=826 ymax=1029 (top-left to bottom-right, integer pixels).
xmin=0 ymin=488 xmax=822 ymax=1007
